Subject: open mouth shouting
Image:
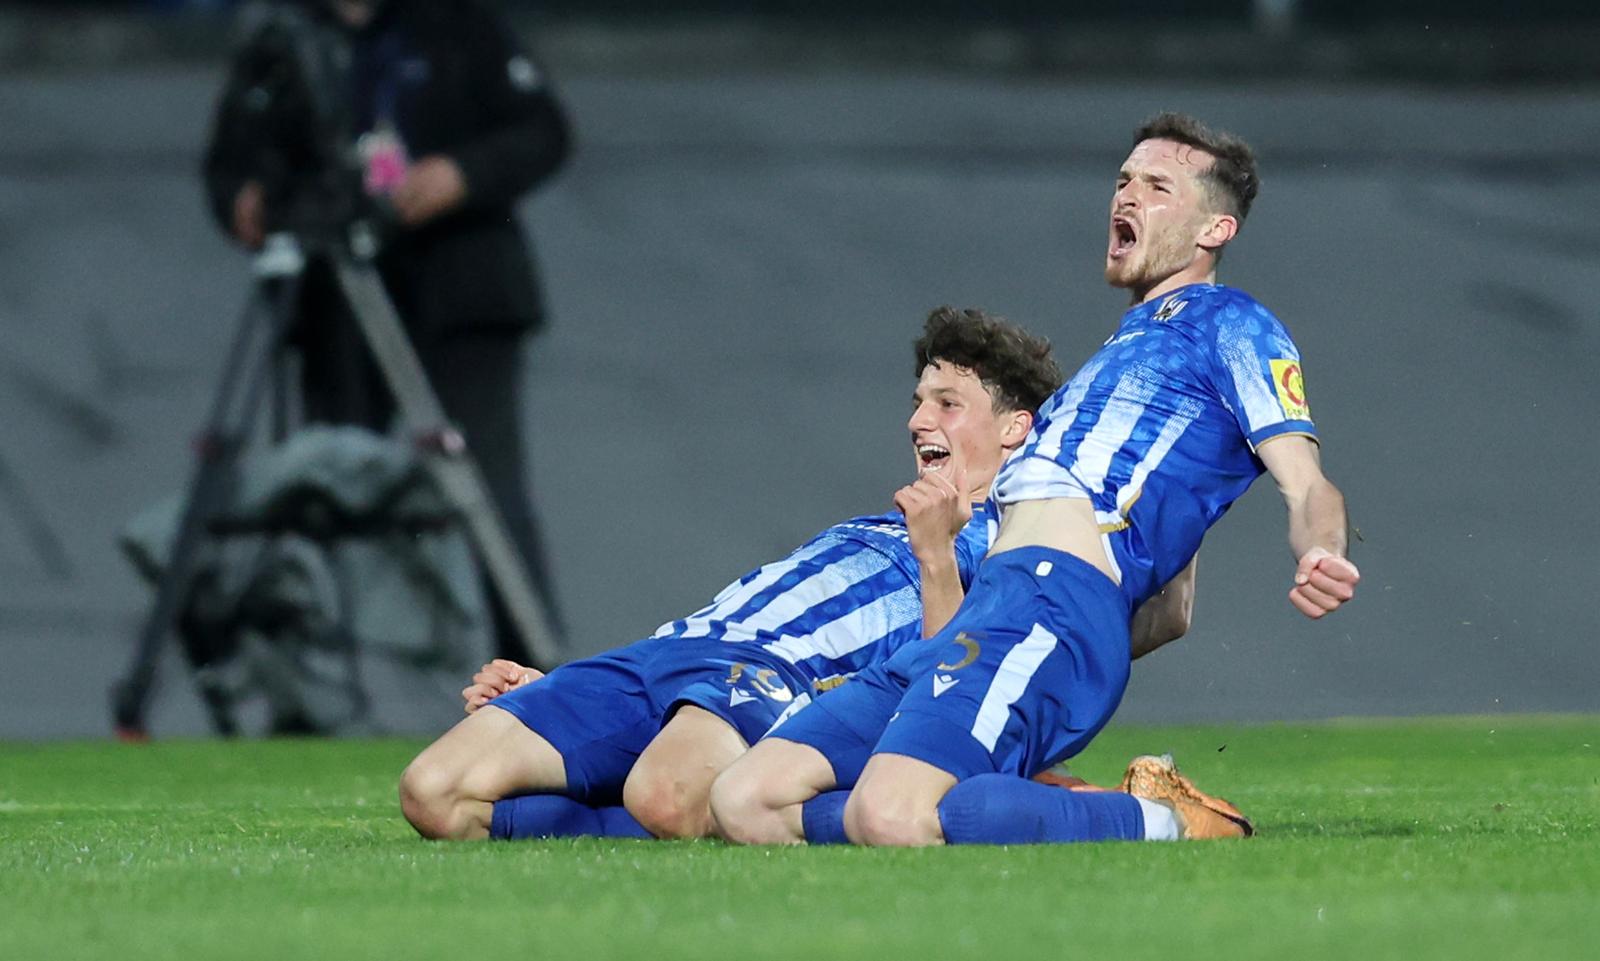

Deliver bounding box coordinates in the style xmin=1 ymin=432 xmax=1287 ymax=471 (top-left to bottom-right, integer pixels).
xmin=1109 ymin=215 xmax=1139 ymax=260
xmin=916 ymin=443 xmax=952 ymax=473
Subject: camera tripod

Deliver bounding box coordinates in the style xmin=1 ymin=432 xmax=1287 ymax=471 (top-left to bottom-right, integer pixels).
xmin=111 ymin=230 xmax=562 ymax=739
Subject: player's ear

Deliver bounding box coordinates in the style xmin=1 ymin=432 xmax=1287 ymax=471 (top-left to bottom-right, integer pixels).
xmin=1000 ymin=409 xmax=1033 ymax=449
xmin=1197 ymin=213 xmax=1238 ymax=252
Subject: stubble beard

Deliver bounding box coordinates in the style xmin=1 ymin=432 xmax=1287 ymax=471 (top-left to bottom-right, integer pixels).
xmin=1106 ymin=224 xmax=1199 ymax=301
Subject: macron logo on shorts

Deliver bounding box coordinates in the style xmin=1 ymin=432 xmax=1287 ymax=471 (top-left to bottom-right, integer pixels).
xmin=730 ymin=689 xmax=757 ymax=707
xmin=932 ymin=674 xmax=959 ymax=698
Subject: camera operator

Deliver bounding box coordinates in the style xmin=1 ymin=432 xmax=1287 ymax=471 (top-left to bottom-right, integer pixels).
xmin=202 ymin=0 xmax=571 ymax=662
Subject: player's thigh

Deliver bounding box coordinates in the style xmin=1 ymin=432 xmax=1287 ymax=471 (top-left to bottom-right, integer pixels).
xmin=404 ymin=704 xmax=567 ymax=804
xmin=622 ymin=706 xmax=749 ymax=829
xmin=715 ymin=734 xmax=839 ymax=812
xmin=755 ymin=661 xmax=909 ymax=790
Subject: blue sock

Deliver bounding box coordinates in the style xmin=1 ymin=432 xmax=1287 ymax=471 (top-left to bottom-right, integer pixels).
xmin=490 ymin=794 xmax=652 ymax=840
xmin=801 ymin=791 xmax=851 ymax=845
xmin=937 ymin=774 xmax=1145 ymax=845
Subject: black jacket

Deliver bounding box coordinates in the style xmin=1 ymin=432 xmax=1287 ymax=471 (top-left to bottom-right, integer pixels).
xmin=203 ymin=0 xmax=571 ymax=333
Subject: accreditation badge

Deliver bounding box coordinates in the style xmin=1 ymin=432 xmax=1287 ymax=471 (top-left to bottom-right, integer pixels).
xmin=358 ymin=124 xmax=409 ymax=197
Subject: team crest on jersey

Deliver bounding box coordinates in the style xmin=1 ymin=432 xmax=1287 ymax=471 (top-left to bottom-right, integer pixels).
xmin=1152 ymin=296 xmax=1188 ymax=322
xmin=1269 ymin=359 xmax=1311 ymax=421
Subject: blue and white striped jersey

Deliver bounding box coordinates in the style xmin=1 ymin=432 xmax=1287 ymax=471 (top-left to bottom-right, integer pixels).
xmin=993 ymin=284 xmax=1316 ymax=609
xmin=651 ymin=504 xmax=992 ymax=687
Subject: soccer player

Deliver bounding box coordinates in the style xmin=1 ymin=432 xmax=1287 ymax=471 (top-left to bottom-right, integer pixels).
xmin=398 ymin=307 xmax=1065 ymax=841
xmin=709 ymin=113 xmax=1359 ymax=847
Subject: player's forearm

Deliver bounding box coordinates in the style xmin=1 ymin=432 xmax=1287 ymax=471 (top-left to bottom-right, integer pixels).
xmin=917 ymin=552 xmax=965 ymax=638
xmin=1285 ymin=477 xmax=1349 ymax=561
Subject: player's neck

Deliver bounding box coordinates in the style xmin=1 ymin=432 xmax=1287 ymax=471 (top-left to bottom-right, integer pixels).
xmin=1130 ymin=263 xmax=1217 ymax=306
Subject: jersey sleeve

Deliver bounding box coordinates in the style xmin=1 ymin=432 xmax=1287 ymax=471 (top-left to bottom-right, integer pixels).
xmin=1205 ymin=297 xmax=1318 ymax=451
xmin=448 ymin=0 xmax=571 ymax=212
xmin=953 ymin=506 xmax=995 ymax=587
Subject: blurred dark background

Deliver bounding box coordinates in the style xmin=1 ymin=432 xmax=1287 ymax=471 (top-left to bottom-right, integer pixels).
xmin=1 ymin=0 xmax=1595 ymax=737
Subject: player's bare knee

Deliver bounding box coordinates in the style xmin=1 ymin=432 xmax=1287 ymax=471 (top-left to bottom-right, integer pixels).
xmin=845 ymin=784 xmax=942 ymax=847
xmin=398 ymin=754 xmax=465 ymax=840
xmin=624 ymin=771 xmax=712 ymax=840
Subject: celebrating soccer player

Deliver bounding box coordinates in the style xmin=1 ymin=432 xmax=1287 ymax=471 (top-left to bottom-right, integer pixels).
xmin=399 ymin=308 xmax=1070 ymax=840
xmin=710 ymin=113 xmax=1358 ymax=847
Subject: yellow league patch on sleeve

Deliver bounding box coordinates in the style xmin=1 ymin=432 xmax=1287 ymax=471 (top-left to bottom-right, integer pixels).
xmin=1269 ymin=359 xmax=1311 ymax=421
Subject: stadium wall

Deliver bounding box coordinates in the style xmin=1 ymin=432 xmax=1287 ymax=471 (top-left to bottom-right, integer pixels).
xmin=0 ymin=39 xmax=1593 ymax=737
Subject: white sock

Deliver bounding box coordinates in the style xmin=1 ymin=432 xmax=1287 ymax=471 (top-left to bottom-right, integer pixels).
xmin=1134 ymin=797 xmax=1180 ymax=841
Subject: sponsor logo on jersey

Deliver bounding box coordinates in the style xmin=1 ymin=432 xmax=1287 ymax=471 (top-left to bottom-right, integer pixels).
xmin=729 ymin=688 xmax=757 ymax=707
xmin=1269 ymin=359 xmax=1311 ymax=421
xmin=931 ymin=674 xmax=959 ymax=697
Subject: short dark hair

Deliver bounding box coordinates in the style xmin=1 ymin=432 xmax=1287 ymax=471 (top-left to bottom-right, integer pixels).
xmin=1134 ymin=112 xmax=1259 ymax=222
xmin=914 ymin=307 xmax=1062 ymax=414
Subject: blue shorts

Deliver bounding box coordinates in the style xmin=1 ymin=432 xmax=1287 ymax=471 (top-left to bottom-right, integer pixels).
xmin=488 ymin=636 xmax=807 ymax=804
xmin=769 ymin=546 xmax=1131 ymax=785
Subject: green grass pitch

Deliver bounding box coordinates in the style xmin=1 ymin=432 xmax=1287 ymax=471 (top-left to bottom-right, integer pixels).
xmin=3 ymin=715 xmax=1597 ymax=961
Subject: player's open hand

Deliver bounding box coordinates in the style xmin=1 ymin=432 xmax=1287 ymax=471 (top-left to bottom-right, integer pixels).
xmin=462 ymin=658 xmax=543 ymax=713
xmin=1288 ymin=548 xmax=1360 ymax=619
xmin=896 ymin=448 xmax=971 ymax=564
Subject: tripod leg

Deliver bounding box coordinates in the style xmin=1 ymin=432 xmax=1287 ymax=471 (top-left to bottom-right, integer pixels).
xmin=111 ymin=273 xmax=303 ymax=738
xmin=330 ymin=258 xmax=562 ymax=669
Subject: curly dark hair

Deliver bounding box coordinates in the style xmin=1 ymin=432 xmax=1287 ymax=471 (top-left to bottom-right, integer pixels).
xmin=1134 ymin=112 xmax=1260 ymax=222
xmin=913 ymin=307 xmax=1062 ymax=414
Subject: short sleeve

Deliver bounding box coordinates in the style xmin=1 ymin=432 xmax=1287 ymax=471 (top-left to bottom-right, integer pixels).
xmin=1207 ymin=296 xmax=1318 ymax=451
xmin=954 ymin=505 xmax=995 ymax=588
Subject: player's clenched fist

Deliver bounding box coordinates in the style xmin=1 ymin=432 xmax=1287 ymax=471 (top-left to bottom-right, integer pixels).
xmin=896 ymin=454 xmax=971 ymax=564
xmin=1288 ymin=548 xmax=1360 ymax=619
xmin=461 ymin=658 xmax=543 ymax=713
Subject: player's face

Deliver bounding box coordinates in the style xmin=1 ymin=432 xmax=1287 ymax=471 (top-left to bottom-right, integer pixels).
xmin=907 ymin=361 xmax=1012 ymax=497
xmin=1104 ymin=138 xmax=1219 ymax=298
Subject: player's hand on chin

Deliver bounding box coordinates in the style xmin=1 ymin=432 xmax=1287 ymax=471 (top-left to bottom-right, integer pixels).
xmin=1288 ymin=548 xmax=1360 ymax=619
xmin=461 ymin=659 xmax=544 ymax=713
xmin=896 ymin=451 xmax=972 ymax=561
